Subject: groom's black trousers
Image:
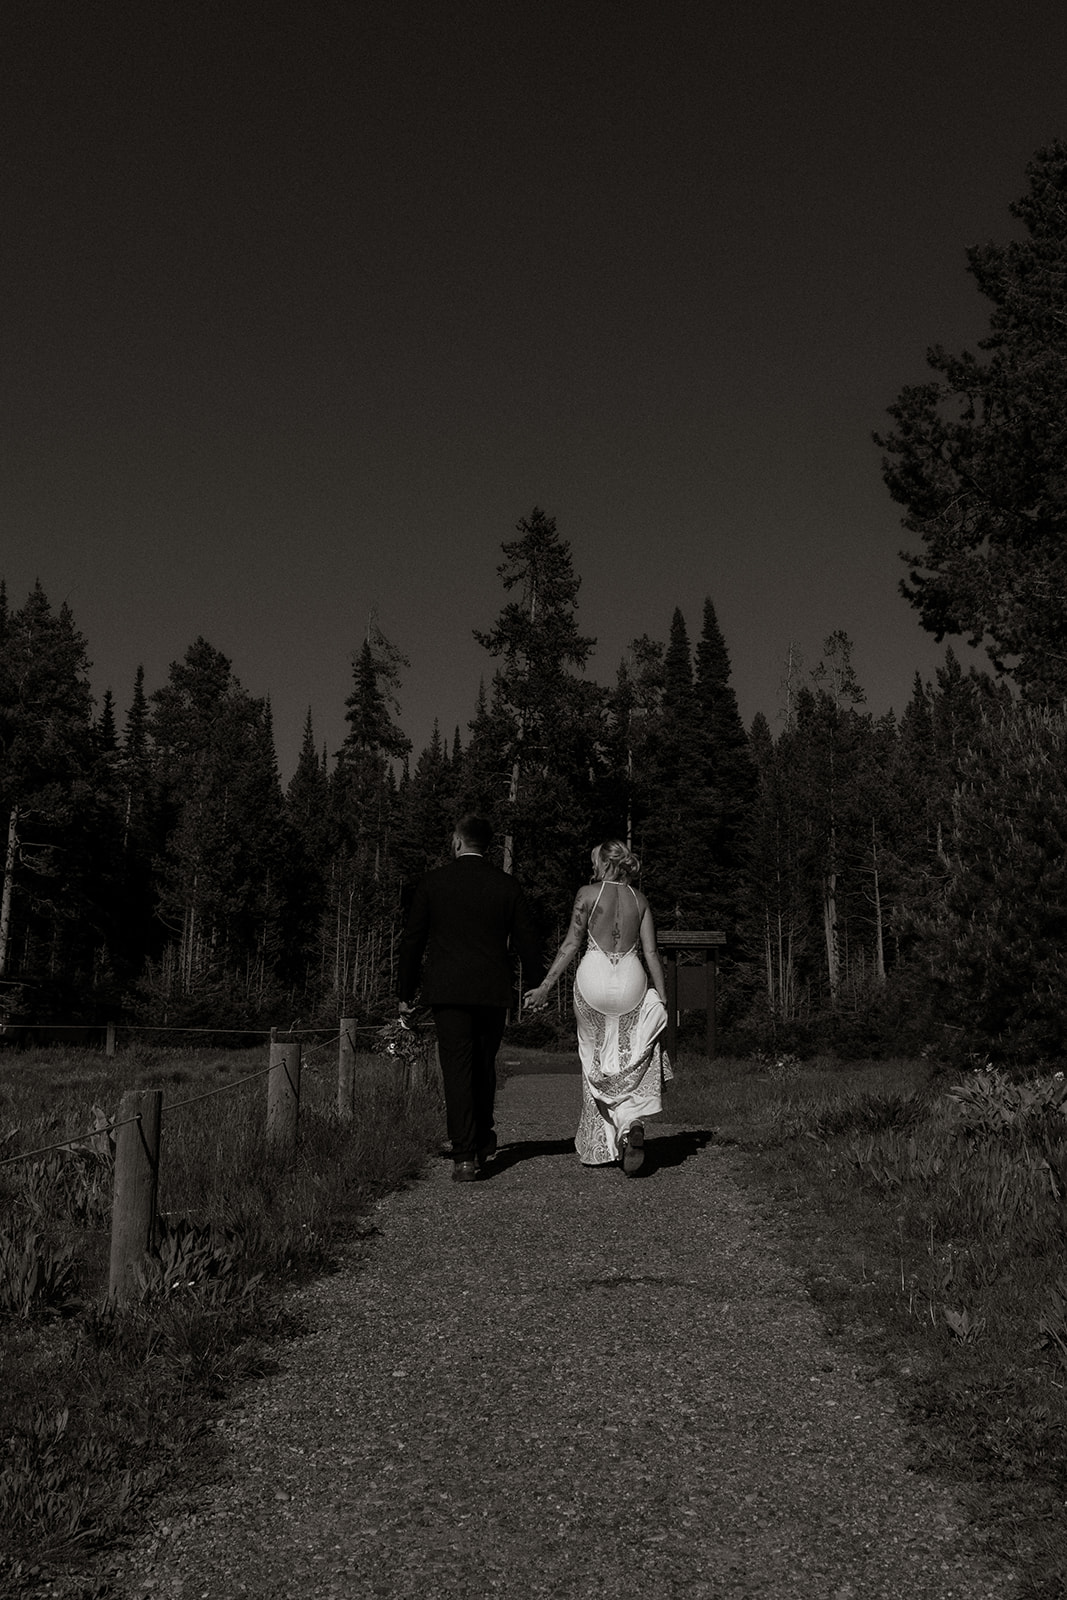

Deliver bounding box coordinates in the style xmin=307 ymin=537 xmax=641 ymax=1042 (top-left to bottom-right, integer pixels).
xmin=432 ymin=1004 xmax=507 ymax=1162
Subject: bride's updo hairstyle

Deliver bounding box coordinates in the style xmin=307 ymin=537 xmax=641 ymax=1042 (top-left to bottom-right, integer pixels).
xmin=593 ymin=839 xmax=641 ymax=882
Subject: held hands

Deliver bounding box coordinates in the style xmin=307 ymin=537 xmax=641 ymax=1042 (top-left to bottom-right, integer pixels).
xmin=523 ymin=984 xmax=550 ymax=1010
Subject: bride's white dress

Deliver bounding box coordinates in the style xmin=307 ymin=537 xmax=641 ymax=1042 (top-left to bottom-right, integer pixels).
xmin=573 ymin=881 xmax=672 ymax=1165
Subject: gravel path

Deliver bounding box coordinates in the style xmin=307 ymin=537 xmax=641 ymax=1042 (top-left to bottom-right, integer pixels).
xmin=111 ymin=1072 xmax=1017 ymax=1599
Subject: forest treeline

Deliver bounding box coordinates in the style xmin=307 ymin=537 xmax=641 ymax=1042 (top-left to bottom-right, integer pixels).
xmin=3 ymin=140 xmax=1066 ymax=1064
xmin=0 ymin=511 xmax=1062 ymax=1065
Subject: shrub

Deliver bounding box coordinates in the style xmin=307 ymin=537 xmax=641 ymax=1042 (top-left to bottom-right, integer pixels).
xmin=0 ymin=1227 xmax=81 ymax=1318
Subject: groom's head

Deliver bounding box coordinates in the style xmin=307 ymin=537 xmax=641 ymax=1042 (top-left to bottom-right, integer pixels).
xmin=453 ymin=814 xmax=493 ymax=856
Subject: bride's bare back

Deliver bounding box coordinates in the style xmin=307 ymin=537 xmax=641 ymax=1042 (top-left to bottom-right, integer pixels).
xmin=584 ymin=880 xmax=645 ymax=957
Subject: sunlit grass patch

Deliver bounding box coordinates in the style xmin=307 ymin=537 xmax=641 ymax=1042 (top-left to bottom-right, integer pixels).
xmin=671 ymin=1051 xmax=1067 ymax=1594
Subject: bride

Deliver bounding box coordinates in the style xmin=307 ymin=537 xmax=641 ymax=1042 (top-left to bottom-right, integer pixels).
xmin=524 ymin=840 xmax=671 ymax=1174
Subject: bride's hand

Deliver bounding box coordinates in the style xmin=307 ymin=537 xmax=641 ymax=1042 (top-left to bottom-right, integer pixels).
xmin=523 ymin=985 xmax=548 ymax=1009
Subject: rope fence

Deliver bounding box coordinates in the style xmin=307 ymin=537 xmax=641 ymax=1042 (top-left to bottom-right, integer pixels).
xmin=0 ymin=1114 xmax=142 ymax=1170
xmin=164 ymin=1062 xmax=278 ymax=1113
xmin=1 ymin=1017 xmax=439 ymax=1303
xmin=0 ymin=1020 xmax=387 ymax=1058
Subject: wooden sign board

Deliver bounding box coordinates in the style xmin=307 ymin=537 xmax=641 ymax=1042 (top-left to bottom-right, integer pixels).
xmin=656 ymin=931 xmax=726 ymax=1059
xmin=677 ymin=966 xmax=712 ymax=1008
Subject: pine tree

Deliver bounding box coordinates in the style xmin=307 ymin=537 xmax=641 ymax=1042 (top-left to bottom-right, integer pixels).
xmin=743 ymin=635 xmax=891 ymax=1033
xmin=106 ymin=665 xmax=159 ymax=987
xmin=96 ymin=689 xmax=118 ymax=753
xmin=280 ymin=711 xmax=334 ymax=1001
xmin=741 ymin=710 xmax=812 ymax=1030
xmin=147 ymin=638 xmax=286 ymax=1013
xmin=451 ymin=679 xmax=513 ymax=835
xmin=877 ymin=141 xmax=1067 ymax=697
xmin=0 ymin=584 xmax=96 ymax=1004
xmin=604 ymin=635 xmax=664 ymax=852
xmin=325 ymin=622 xmax=411 ymax=1016
xmin=335 ymin=629 xmax=411 ymax=851
xmin=921 ymin=702 xmax=1067 ymax=1062
xmin=636 ymin=609 xmax=706 ymax=926
xmin=394 ymin=721 xmax=454 ymax=886
xmin=693 ymin=597 xmax=758 ymax=931
xmin=473 ymin=508 xmax=604 ymax=910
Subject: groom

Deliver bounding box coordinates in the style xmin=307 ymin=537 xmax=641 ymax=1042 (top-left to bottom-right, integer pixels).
xmin=397 ymin=815 xmax=544 ymax=1181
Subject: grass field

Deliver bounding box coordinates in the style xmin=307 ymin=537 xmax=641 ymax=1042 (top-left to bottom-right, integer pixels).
xmin=668 ymin=1052 xmax=1067 ymax=1599
xmin=0 ymin=1033 xmax=444 ymax=1597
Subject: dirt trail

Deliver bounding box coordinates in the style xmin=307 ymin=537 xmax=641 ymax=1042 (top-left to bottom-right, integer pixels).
xmin=110 ymin=1072 xmax=1016 ymax=1599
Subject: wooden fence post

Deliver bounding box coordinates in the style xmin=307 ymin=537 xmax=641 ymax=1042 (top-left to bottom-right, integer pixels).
xmin=268 ymin=1038 xmax=301 ymax=1163
xmin=108 ymin=1088 xmax=162 ymax=1303
xmin=338 ymin=1018 xmax=356 ymax=1120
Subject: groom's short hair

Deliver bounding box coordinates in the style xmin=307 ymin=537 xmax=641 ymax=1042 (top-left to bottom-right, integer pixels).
xmin=454 ymin=814 xmax=493 ymax=853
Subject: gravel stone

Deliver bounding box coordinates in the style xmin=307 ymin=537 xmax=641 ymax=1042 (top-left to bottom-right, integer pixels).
xmin=109 ymin=1073 xmax=1017 ymax=1598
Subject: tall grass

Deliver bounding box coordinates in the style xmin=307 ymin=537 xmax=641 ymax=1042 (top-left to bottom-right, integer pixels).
xmin=670 ymin=1054 xmax=1067 ymax=1599
xmin=0 ymin=1040 xmax=443 ymax=1595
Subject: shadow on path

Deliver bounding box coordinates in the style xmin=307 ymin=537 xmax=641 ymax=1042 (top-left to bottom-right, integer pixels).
xmin=468 ymin=1127 xmax=717 ymax=1180
xmin=480 ymin=1137 xmax=577 ymax=1174
xmin=641 ymin=1127 xmax=716 ymax=1174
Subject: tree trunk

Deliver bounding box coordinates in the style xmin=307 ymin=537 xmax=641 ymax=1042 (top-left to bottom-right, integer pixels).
xmin=502 ymin=579 xmax=538 ymax=876
xmin=823 ymin=820 xmax=840 ymax=1008
xmin=0 ymin=805 xmax=19 ymax=980
xmin=333 ymin=889 xmax=342 ymax=996
xmin=823 ymin=875 xmax=839 ymax=1006
xmin=180 ymin=901 xmax=196 ymax=992
xmin=503 ymin=752 xmax=520 ymax=874
xmin=871 ymin=820 xmax=886 ymax=985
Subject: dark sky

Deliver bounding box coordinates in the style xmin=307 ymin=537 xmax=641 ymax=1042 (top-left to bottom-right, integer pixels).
xmin=4 ymin=0 xmax=1066 ymax=778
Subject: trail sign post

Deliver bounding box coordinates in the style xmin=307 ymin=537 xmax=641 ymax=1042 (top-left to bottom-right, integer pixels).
xmin=657 ymin=930 xmax=726 ymax=1062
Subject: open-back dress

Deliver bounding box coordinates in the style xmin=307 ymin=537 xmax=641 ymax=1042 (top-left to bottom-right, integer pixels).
xmin=573 ymin=879 xmax=672 ymax=1165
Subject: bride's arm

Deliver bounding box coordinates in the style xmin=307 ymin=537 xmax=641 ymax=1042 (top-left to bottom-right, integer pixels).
xmin=639 ymin=904 xmax=667 ymax=1003
xmin=523 ymin=890 xmax=590 ymax=1006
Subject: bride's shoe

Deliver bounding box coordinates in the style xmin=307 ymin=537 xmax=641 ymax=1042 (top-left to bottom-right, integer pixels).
xmin=620 ymin=1122 xmax=644 ymax=1175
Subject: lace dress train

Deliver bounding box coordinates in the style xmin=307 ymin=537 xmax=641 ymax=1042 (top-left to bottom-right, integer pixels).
xmin=573 ymin=946 xmax=672 ymax=1165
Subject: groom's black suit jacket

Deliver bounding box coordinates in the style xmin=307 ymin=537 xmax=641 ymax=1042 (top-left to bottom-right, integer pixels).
xmin=397 ymin=854 xmax=544 ymax=1008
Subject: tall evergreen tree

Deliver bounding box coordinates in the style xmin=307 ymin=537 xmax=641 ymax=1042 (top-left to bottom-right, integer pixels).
xmin=693 ymin=597 xmax=758 ymax=931
xmin=451 ymin=679 xmax=512 ymax=831
xmin=280 ymin=711 xmax=334 ymax=1000
xmin=636 ymin=609 xmax=706 ymax=926
xmin=920 ymin=702 xmax=1067 ymax=1062
xmin=741 ymin=634 xmax=896 ymax=1037
xmin=326 ymin=622 xmax=411 ymax=1016
xmin=109 ymin=665 xmax=159 ymax=985
xmin=335 ymin=629 xmax=411 ymax=851
xmin=394 ymin=721 xmax=455 ymax=886
xmin=740 ymin=710 xmax=812 ymax=1029
xmin=605 ymin=635 xmax=665 ymax=853
xmin=473 ymin=507 xmax=603 ymax=910
xmin=877 ymin=141 xmax=1067 ymax=697
xmin=95 ymin=689 xmax=118 ymax=753
xmin=147 ymin=638 xmax=286 ymax=1013
xmin=0 ymin=584 xmax=96 ymax=1005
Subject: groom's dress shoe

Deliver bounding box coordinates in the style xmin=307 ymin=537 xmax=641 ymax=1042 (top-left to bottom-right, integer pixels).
xmin=452 ymin=1161 xmax=478 ymax=1182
